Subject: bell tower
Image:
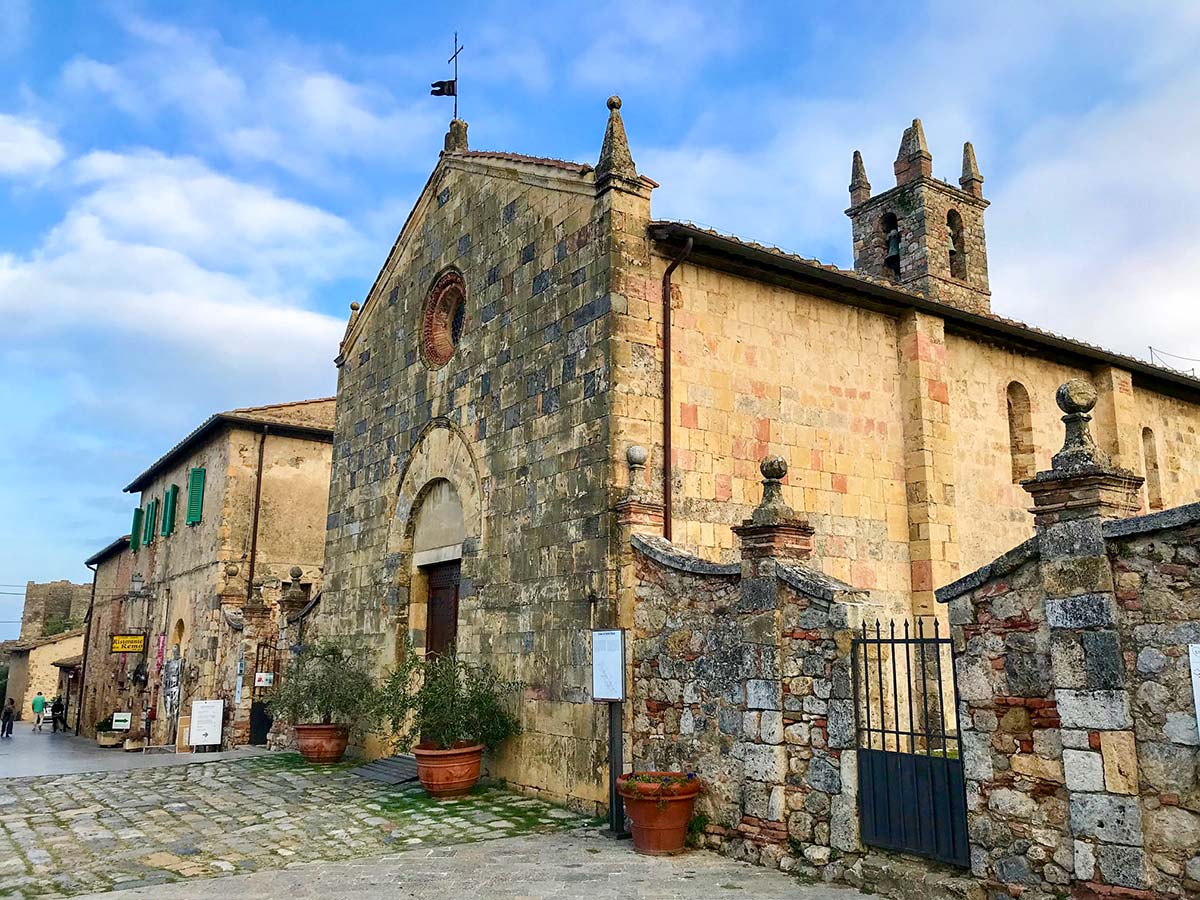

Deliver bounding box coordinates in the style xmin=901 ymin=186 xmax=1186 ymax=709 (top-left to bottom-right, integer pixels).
xmin=845 ymin=119 xmax=991 ymax=315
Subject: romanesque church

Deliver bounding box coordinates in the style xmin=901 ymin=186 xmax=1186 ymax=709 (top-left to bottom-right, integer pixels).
xmin=316 ymin=97 xmax=1200 ymax=810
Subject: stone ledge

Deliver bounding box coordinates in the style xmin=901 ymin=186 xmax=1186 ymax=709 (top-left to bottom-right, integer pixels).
xmin=1101 ymin=500 xmax=1200 ymax=539
xmin=630 ymin=533 xmax=740 ymax=576
xmin=777 ymin=561 xmax=866 ymax=606
xmin=935 ymin=535 xmax=1039 ymax=603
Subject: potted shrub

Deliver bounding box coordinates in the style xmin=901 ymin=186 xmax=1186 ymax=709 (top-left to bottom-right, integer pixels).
xmin=378 ymin=650 xmax=520 ymax=798
xmin=95 ymin=716 xmax=122 ymax=748
xmin=617 ymin=771 xmax=704 ymax=855
xmin=267 ymin=641 xmax=377 ymax=764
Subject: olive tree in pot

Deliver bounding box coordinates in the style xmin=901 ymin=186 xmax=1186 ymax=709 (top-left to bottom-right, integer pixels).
xmin=267 ymin=641 xmax=377 ymax=764
xmin=378 ymin=650 xmax=520 ymax=798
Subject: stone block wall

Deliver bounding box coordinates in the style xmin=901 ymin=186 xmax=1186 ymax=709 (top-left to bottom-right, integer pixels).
xmin=628 ymin=531 xmax=866 ymax=879
xmin=941 ymin=505 xmax=1200 ymax=898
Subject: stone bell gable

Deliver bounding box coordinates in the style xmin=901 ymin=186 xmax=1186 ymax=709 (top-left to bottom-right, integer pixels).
xmin=846 ymin=119 xmax=991 ymax=314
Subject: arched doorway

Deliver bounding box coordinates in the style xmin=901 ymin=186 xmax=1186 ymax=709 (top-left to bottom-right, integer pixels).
xmin=410 ymin=479 xmax=465 ymax=657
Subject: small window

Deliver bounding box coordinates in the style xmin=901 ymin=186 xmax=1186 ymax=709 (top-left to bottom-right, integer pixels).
xmin=143 ymin=498 xmax=158 ymax=546
xmin=420 ymin=269 xmax=467 ymax=368
xmin=161 ymin=484 xmax=179 ymax=536
xmin=186 ymin=467 xmax=206 ymax=525
xmin=947 ymin=209 xmax=967 ymax=280
xmin=880 ymin=213 xmax=900 ymax=279
xmin=1142 ymin=427 xmax=1163 ymax=510
xmin=1007 ymin=381 xmax=1035 ymax=482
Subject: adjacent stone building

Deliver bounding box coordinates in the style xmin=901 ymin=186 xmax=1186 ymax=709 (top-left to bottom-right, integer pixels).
xmin=17 ymin=580 xmax=91 ymax=641
xmin=319 ymin=99 xmax=1200 ymax=811
xmin=2 ymin=580 xmax=92 ymax=720
xmin=78 ymin=399 xmax=333 ymax=747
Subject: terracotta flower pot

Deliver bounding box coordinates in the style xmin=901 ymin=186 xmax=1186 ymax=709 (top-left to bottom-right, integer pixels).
xmin=295 ymin=723 xmax=350 ymax=764
xmin=413 ymin=742 xmax=484 ymax=798
xmin=617 ymin=772 xmax=704 ymax=856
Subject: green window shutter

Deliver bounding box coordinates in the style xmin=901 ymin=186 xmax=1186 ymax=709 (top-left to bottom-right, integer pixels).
xmin=161 ymin=485 xmax=178 ymax=536
xmin=144 ymin=498 xmax=158 ymax=546
xmin=186 ymin=467 xmax=206 ymax=525
xmin=130 ymin=507 xmax=144 ymax=551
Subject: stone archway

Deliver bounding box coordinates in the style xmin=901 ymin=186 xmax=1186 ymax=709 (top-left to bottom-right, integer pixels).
xmin=386 ymin=419 xmax=483 ymax=660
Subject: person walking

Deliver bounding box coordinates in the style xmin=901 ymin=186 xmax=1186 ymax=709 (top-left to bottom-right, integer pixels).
xmin=1 ymin=698 xmax=14 ymax=738
xmin=50 ymin=696 xmax=65 ymax=733
xmin=31 ymin=691 xmax=46 ymax=731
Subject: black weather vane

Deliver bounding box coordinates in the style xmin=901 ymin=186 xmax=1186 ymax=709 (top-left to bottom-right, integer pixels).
xmin=430 ymin=32 xmax=464 ymax=119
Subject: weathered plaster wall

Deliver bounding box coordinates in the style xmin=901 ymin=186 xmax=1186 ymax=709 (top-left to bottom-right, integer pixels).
xmin=7 ymin=632 xmax=84 ymax=717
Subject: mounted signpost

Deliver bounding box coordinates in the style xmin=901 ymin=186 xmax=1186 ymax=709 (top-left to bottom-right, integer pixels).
xmin=592 ymin=628 xmax=628 ymax=839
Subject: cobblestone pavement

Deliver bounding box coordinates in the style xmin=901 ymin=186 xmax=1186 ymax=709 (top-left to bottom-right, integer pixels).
xmin=69 ymin=831 xmax=869 ymax=900
xmin=0 ymin=754 xmax=585 ymax=898
xmin=0 ymin=721 xmax=268 ymax=778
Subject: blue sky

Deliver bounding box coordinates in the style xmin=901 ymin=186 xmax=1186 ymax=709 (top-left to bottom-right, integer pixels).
xmin=2 ymin=0 xmax=1198 ymax=638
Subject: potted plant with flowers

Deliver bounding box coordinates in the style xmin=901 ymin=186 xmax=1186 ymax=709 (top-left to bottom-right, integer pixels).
xmin=377 ymin=649 xmax=520 ymax=798
xmin=267 ymin=641 xmax=378 ymax=764
xmin=617 ymin=771 xmax=705 ymax=855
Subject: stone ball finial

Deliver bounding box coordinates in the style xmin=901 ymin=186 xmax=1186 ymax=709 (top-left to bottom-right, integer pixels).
xmin=225 ymin=563 xmax=240 ymax=578
xmin=1056 ymin=379 xmax=1097 ymax=415
xmin=607 ymin=96 xmax=622 ymax=111
xmin=289 ymin=566 xmax=303 ymax=581
xmin=626 ymin=445 xmax=648 ymax=467
xmin=349 ymin=301 xmax=360 ymax=312
xmin=760 ymin=455 xmax=787 ymax=481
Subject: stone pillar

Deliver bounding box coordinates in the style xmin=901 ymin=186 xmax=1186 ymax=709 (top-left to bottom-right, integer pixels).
xmin=897 ymin=310 xmax=959 ymax=618
xmin=1023 ymin=379 xmax=1147 ymax=893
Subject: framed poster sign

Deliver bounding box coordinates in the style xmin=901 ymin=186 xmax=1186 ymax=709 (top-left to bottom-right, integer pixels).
xmin=111 ymin=633 xmax=147 ymax=654
xmin=111 ymin=712 xmax=132 ymax=731
xmin=189 ymin=699 xmax=224 ymax=746
xmin=591 ymin=629 xmax=625 ymax=702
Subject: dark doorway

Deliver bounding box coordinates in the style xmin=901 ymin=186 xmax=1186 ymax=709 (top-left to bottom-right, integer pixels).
xmin=249 ymin=638 xmax=279 ymax=745
xmin=424 ymin=560 xmax=461 ymax=657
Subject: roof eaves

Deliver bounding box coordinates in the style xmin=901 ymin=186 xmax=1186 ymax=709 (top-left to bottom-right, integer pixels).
xmin=85 ymin=535 xmax=130 ymax=567
xmin=649 ymin=221 xmax=1200 ymax=399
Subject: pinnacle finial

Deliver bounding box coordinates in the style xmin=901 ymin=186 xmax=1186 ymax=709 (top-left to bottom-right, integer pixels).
xmin=959 ymin=141 xmax=984 ymax=198
xmin=1050 ymin=379 xmax=1110 ymax=470
xmin=894 ymin=118 xmax=933 ymax=184
xmin=748 ymin=455 xmax=795 ymax=525
xmin=444 ymin=118 xmax=468 ymax=153
xmin=596 ymin=94 xmax=637 ymax=188
xmin=850 ymin=150 xmax=871 ymax=205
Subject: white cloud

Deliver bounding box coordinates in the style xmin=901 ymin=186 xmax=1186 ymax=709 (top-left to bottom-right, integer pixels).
xmin=0 ymin=113 xmax=63 ymax=176
xmin=60 ymin=16 xmax=442 ymax=179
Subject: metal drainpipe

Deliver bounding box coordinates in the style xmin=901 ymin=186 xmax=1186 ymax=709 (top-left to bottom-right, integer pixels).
xmin=660 ymin=237 xmax=693 ymax=542
xmin=74 ymin=562 xmax=98 ymax=735
xmin=245 ymin=425 xmax=268 ymax=599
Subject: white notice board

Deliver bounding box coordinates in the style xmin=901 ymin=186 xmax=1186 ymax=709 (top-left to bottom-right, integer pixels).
xmin=1190 ymin=645 xmax=1200 ymax=743
xmin=592 ymin=629 xmax=625 ymax=702
xmin=111 ymin=712 xmax=132 ymax=731
xmin=189 ymin=699 xmax=224 ymax=746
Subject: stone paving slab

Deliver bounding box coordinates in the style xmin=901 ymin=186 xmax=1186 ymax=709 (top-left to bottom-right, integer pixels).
xmin=0 ymin=754 xmax=586 ymax=898
xmin=66 ymin=830 xmax=872 ymax=899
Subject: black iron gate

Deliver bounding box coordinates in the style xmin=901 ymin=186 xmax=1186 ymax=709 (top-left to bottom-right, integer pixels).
xmin=249 ymin=638 xmax=279 ymax=745
xmin=853 ymin=619 xmax=969 ymax=868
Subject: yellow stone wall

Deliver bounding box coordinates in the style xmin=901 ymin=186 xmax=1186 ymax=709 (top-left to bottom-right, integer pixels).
xmin=612 ymin=257 xmax=914 ymax=617
xmin=612 ymin=249 xmax=1200 ymax=623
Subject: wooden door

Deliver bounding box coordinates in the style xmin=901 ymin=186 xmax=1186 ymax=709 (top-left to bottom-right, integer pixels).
xmin=424 ymin=561 xmax=461 ymax=657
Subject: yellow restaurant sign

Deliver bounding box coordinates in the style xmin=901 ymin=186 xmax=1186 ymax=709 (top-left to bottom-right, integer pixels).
xmin=110 ymin=633 xmax=147 ymax=654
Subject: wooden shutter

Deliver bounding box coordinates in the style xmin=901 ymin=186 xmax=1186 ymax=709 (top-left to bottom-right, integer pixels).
xmin=144 ymin=498 xmax=158 ymax=545
xmin=161 ymin=484 xmax=178 ymax=536
xmin=130 ymin=507 xmax=144 ymax=551
xmin=186 ymin=467 xmax=206 ymax=525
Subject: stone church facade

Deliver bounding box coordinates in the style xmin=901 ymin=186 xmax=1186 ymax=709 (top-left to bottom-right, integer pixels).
xmin=319 ymin=100 xmax=1200 ymax=810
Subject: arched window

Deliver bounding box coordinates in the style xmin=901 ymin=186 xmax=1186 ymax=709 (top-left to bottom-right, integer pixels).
xmin=947 ymin=209 xmax=967 ymax=280
xmin=880 ymin=212 xmax=900 ymax=279
xmin=1142 ymin=427 xmax=1163 ymax=510
xmin=1007 ymin=381 xmax=1035 ymax=482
